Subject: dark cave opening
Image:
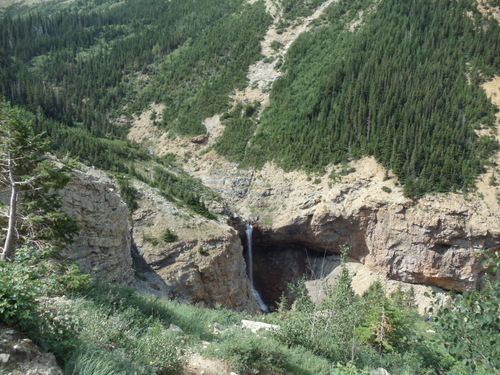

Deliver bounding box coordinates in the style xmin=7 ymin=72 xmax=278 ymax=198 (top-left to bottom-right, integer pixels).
xmin=242 ymin=228 xmax=332 ymax=310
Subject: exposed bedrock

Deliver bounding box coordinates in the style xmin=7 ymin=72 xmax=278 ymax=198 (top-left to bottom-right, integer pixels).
xmin=235 ymin=200 xmax=497 ymax=296
xmin=226 ymin=159 xmax=500 ymax=295
xmin=61 ymin=167 xmax=134 ymax=284
xmin=130 ymin=180 xmax=259 ymax=313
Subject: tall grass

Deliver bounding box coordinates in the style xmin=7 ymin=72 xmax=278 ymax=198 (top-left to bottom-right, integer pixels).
xmin=33 ymin=280 xmax=438 ymax=375
xmin=59 ymin=281 xmax=246 ymax=374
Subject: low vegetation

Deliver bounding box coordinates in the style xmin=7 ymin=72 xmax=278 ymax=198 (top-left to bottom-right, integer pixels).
xmin=1 ymin=244 xmax=498 ymax=374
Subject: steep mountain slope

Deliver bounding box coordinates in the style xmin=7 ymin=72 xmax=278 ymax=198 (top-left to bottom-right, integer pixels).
xmin=1 ymin=0 xmax=499 ymax=311
xmin=1 ymin=2 xmax=500 ymax=373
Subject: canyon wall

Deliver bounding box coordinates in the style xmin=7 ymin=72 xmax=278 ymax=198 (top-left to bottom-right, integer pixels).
xmin=181 ymin=155 xmax=497 ymax=298
xmin=57 ymin=154 xmax=498 ymax=312
xmin=60 ymin=167 xmax=135 ymax=285
xmin=232 ymin=158 xmax=499 ymax=293
xmin=130 ymin=180 xmax=259 ymax=313
xmin=57 ymin=166 xmax=258 ymax=313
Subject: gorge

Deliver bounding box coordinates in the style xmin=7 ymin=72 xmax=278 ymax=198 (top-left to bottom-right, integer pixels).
xmin=58 ymin=152 xmax=499 ymax=315
xmin=1 ymin=0 xmax=500 ymax=372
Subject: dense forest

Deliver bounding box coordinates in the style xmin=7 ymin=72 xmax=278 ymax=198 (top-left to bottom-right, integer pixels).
xmin=245 ymin=0 xmax=500 ymax=195
xmin=0 ymin=0 xmax=270 ymax=159
xmin=0 ymin=0 xmax=499 ymax=197
xmin=0 ymin=0 xmax=270 ymax=213
xmin=1 ymin=1 xmax=499 ymax=374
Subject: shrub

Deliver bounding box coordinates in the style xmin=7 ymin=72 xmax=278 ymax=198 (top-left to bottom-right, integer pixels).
xmin=270 ymin=40 xmax=284 ymax=51
xmin=212 ymin=330 xmax=286 ymax=373
xmin=0 ymin=246 xmax=88 ymax=326
xmin=431 ymin=249 xmax=500 ymax=373
xmin=381 ymin=186 xmax=392 ymax=193
xmin=0 ymin=246 xmax=89 ymax=362
xmin=162 ymin=228 xmax=179 ymax=243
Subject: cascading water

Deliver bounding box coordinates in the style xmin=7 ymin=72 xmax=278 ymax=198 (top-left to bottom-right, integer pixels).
xmin=245 ymin=224 xmax=269 ymax=312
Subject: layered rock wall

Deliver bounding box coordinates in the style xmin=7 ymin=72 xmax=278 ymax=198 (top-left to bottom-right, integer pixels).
xmin=131 ymin=180 xmax=259 ymax=313
xmin=60 ymin=168 xmax=134 ymax=284
xmin=240 ymin=160 xmax=499 ymax=292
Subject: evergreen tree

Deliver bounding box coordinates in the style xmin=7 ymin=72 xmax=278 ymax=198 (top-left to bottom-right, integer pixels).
xmin=0 ymin=102 xmax=78 ymax=260
xmin=433 ymin=248 xmax=500 ymax=373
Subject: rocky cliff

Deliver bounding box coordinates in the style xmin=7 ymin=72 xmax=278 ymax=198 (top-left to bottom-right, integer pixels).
xmin=57 ymin=165 xmax=258 ymax=313
xmin=124 ymin=98 xmax=499 ymax=313
xmin=119 ymin=0 xmax=500 ymax=311
xmin=130 ymin=180 xmax=259 ymax=313
xmin=235 ymin=158 xmax=499 ymax=292
xmin=60 ymin=167 xmax=134 ymax=285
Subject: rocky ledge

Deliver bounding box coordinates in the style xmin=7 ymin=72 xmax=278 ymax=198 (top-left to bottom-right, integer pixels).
xmin=228 ymin=157 xmax=499 ymax=293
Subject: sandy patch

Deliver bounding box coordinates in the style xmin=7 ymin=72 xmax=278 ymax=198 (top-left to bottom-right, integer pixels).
xmin=183 ymin=352 xmax=235 ymax=375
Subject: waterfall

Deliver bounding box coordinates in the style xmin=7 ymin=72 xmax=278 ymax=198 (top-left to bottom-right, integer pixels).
xmin=245 ymin=224 xmax=269 ymax=312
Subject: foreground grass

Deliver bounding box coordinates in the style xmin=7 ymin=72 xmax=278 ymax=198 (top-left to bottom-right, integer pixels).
xmin=62 ymin=282 xmax=241 ymax=374
xmin=50 ymin=282 xmax=374 ymax=375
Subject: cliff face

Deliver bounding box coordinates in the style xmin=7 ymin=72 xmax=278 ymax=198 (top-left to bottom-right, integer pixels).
xmin=56 ymin=137 xmax=498 ymax=312
xmin=124 ymin=101 xmax=499 ymax=311
xmin=56 ymin=152 xmax=498 ymax=313
xmin=168 ymin=153 xmax=496 ymax=297
xmin=57 ymin=166 xmax=258 ymax=312
xmin=60 ymin=168 xmax=134 ymax=285
xmin=233 ymin=158 xmax=499 ymax=293
xmin=130 ymin=180 xmax=259 ymax=313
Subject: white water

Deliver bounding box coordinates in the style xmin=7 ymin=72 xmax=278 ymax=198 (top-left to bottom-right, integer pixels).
xmin=245 ymin=224 xmax=269 ymax=312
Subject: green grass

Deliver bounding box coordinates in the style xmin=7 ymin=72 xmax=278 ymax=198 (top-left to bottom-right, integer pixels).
xmin=50 ymin=282 xmax=364 ymax=374
xmin=208 ymin=329 xmax=335 ymax=375
xmin=4 ymin=263 xmax=492 ymax=375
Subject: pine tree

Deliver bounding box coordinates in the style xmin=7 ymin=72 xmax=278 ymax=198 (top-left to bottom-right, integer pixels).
xmin=0 ymin=102 xmax=78 ymax=260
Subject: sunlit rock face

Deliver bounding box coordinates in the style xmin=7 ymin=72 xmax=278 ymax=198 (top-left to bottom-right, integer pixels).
xmin=129 ymin=179 xmax=259 ymax=313
xmin=60 ymin=167 xmax=134 ymax=284
xmin=224 ymin=158 xmax=499 ymax=295
xmin=245 ymin=195 xmax=495 ymax=294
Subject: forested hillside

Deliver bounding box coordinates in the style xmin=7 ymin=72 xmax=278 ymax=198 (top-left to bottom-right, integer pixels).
xmin=1 ymin=1 xmax=500 ymax=374
xmin=0 ymin=0 xmax=499 ymax=196
xmin=0 ymin=0 xmax=270 ymax=164
xmin=244 ymin=0 xmax=500 ymax=196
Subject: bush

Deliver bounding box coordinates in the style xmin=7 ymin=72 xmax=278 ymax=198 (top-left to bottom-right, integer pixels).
xmin=270 ymin=40 xmax=284 ymax=51
xmin=0 ymin=246 xmax=89 ymax=362
xmin=432 ymin=249 xmax=500 ymax=373
xmin=0 ymin=246 xmax=88 ymax=326
xmin=162 ymin=228 xmax=179 ymax=243
xmin=212 ymin=330 xmax=286 ymax=374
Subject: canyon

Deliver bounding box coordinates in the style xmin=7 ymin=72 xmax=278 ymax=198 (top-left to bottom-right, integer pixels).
xmin=58 ymin=0 xmax=500 ymax=314
xmin=60 ymin=140 xmax=499 ymax=315
xmin=121 ymin=0 xmax=500 ymax=312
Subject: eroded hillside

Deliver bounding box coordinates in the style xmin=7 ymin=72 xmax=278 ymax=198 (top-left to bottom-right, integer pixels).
xmin=125 ymin=0 xmax=500 ymax=312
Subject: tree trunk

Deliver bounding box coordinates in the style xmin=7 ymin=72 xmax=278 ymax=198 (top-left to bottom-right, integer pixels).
xmin=378 ymin=306 xmax=385 ymax=355
xmin=1 ymin=155 xmax=17 ymax=261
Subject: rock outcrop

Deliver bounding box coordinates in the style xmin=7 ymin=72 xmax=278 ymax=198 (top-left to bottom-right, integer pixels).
xmin=61 ymin=167 xmax=134 ymax=284
xmin=130 ymin=180 xmax=259 ymax=313
xmin=233 ymin=158 xmax=499 ymax=293
xmin=0 ymin=326 xmax=63 ymax=375
xmin=128 ymin=100 xmax=499 ymax=309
